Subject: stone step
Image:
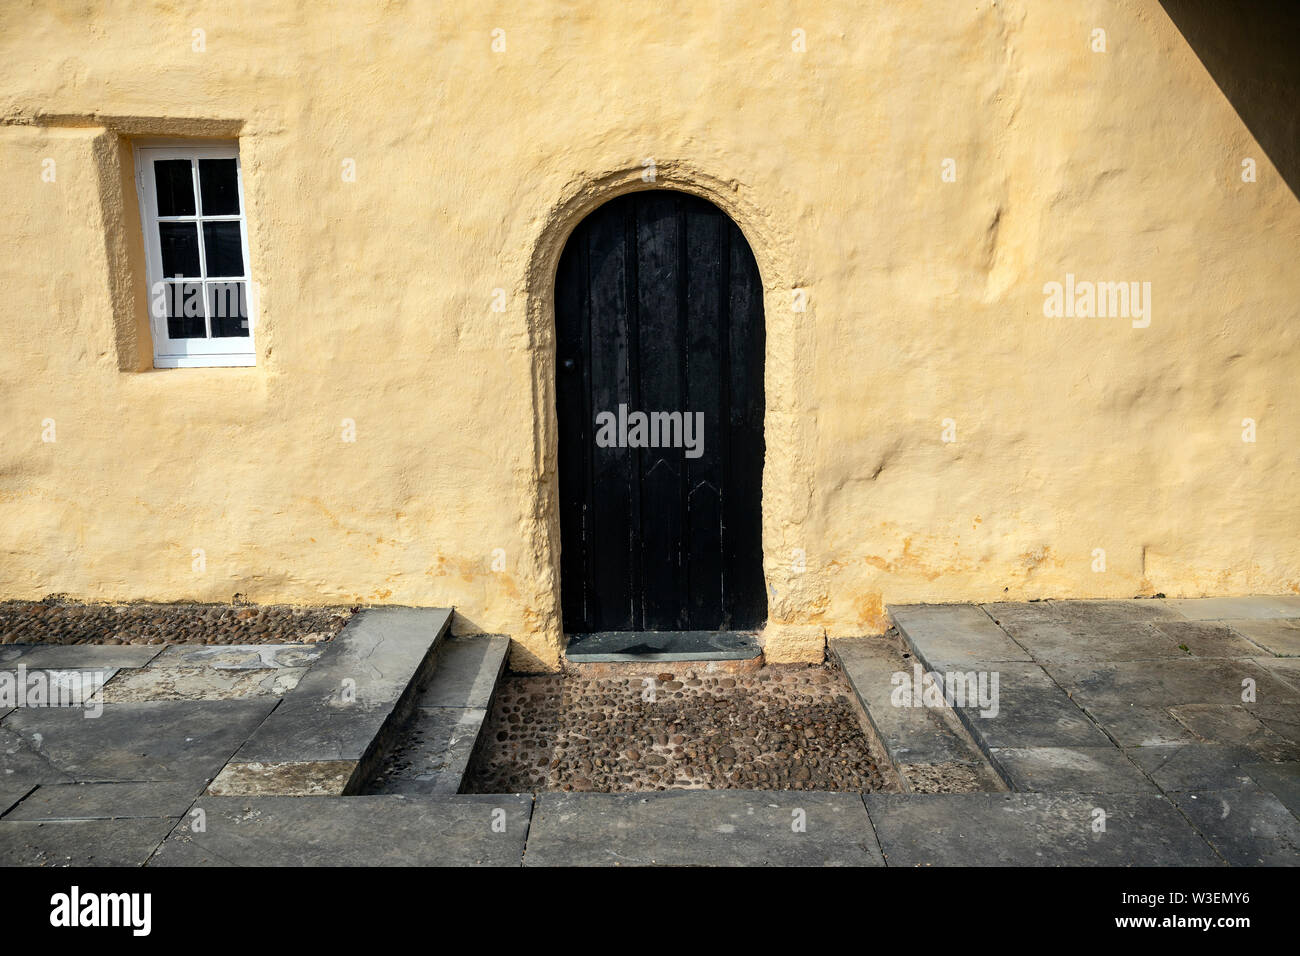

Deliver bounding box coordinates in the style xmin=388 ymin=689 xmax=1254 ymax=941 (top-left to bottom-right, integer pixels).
xmin=414 ymin=634 xmax=511 ymax=710
xmin=830 ymin=636 xmax=1006 ymax=793
xmin=565 ymin=630 xmax=761 ymax=663
xmin=364 ymin=634 xmax=510 ymax=795
xmin=207 ymin=607 xmax=452 ymax=797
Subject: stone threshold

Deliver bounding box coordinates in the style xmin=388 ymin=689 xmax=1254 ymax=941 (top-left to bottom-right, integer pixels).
xmin=565 ymin=629 xmax=761 ymax=663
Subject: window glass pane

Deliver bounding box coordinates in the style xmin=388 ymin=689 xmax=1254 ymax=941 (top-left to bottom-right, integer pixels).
xmin=165 ymin=281 xmax=206 ymax=339
xmin=153 ymin=159 xmax=195 ymax=216
xmin=201 ymin=221 xmax=245 ymax=276
xmin=198 ymin=158 xmax=240 ymax=215
xmin=158 ymin=222 xmax=201 ymax=277
xmin=207 ymin=282 xmax=250 ymax=338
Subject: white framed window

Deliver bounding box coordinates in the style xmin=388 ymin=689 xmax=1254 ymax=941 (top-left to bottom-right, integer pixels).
xmin=134 ymin=143 xmax=256 ymax=367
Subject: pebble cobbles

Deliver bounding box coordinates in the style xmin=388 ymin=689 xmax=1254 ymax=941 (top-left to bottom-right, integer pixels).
xmin=465 ymin=663 xmax=891 ymax=793
xmin=0 ymin=599 xmax=352 ymax=645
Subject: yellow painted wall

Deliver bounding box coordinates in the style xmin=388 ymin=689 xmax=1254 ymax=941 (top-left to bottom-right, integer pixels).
xmin=1 ymin=1 xmax=1296 ymax=670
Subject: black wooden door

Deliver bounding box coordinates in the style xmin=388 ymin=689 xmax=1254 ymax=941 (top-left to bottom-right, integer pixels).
xmin=555 ymin=190 xmax=766 ymax=633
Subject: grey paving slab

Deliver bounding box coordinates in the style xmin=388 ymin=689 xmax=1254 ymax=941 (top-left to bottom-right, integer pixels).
xmin=1226 ymin=619 xmax=1300 ymax=657
xmin=0 ymin=781 xmax=35 ymax=817
xmin=0 ymin=728 xmax=75 ymax=790
xmin=975 ymin=603 xmax=1050 ymax=647
xmin=0 ymin=699 xmax=275 ymax=788
xmin=152 ymin=643 xmax=325 ymax=669
xmin=1240 ymin=689 xmax=1300 ymax=725
xmin=986 ymin=601 xmax=1187 ymax=665
xmin=1052 ymin=658 xmax=1300 ymax=750
xmin=0 ymin=644 xmax=162 ymax=669
xmin=1150 ymin=621 xmax=1268 ymax=658
xmin=525 ymin=790 xmax=882 ymax=866
xmin=991 ymin=620 xmax=1183 ymax=666
xmin=0 ymin=668 xmax=115 ymax=706
xmin=1173 ymin=789 xmax=1300 ymax=866
xmin=1046 ymin=649 xmax=1300 ymax=750
xmin=951 ymin=662 xmax=1111 ymax=749
xmin=1051 ymin=658 xmax=1300 ymax=714
xmin=1242 ymin=762 xmax=1300 ymax=816
xmin=368 ymin=706 xmax=486 ymax=794
xmin=990 ymin=599 xmax=1181 ymax=627
xmin=982 ymin=601 xmax=1069 ymax=629
xmin=0 ymin=818 xmax=178 ymax=866
xmin=890 ymin=604 xmax=1031 ymax=669
xmin=102 ymin=665 xmax=306 ymax=702
xmin=565 ymin=630 xmax=759 ymax=662
xmin=1125 ymin=744 xmax=1259 ymax=792
xmin=1 ymin=724 xmax=76 ymax=787
xmin=1168 ymin=595 xmax=1300 ymax=621
xmin=414 ymin=634 xmax=509 ymax=709
xmin=148 ymin=794 xmax=531 ymax=866
xmin=990 ymin=747 xmax=1156 ymax=793
xmin=4 ymin=781 xmax=198 ymax=821
xmin=1073 ymin=704 xmax=1197 ymax=748
xmin=1253 ymin=712 xmax=1300 ymax=743
xmin=1047 ymin=600 xmax=1185 ymax=625
xmin=865 ymin=792 xmax=1221 ymax=866
xmin=1253 ymin=657 xmax=1300 ymax=692
xmin=831 ymin=638 xmax=985 ymax=766
xmin=226 ymin=707 xmax=388 ymax=764
xmin=1169 ymin=704 xmax=1300 ymax=762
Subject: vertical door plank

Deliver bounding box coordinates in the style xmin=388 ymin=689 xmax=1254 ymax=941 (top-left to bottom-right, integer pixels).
xmin=635 ymin=192 xmax=686 ymax=629
xmin=585 ymin=199 xmax=637 ymax=630
xmin=723 ymin=219 xmax=768 ymax=629
xmin=683 ymin=198 xmax=725 ymax=628
xmin=555 ymin=236 xmax=589 ymax=629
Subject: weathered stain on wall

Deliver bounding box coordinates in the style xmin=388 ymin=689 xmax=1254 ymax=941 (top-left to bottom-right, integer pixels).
xmin=0 ymin=2 xmax=1296 ymax=671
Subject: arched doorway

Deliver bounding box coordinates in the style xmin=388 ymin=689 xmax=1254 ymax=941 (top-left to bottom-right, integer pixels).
xmin=555 ymin=189 xmax=766 ymax=636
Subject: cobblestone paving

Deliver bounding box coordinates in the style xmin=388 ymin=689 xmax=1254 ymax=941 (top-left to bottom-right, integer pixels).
xmin=0 ymin=599 xmax=352 ymax=645
xmin=464 ymin=662 xmax=894 ymax=793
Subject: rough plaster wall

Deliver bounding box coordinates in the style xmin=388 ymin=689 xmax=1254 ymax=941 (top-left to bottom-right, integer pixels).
xmin=0 ymin=1 xmax=1296 ymax=670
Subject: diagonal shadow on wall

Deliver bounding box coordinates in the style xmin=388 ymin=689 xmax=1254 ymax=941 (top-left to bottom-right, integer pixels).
xmin=1158 ymin=0 xmax=1300 ymax=199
